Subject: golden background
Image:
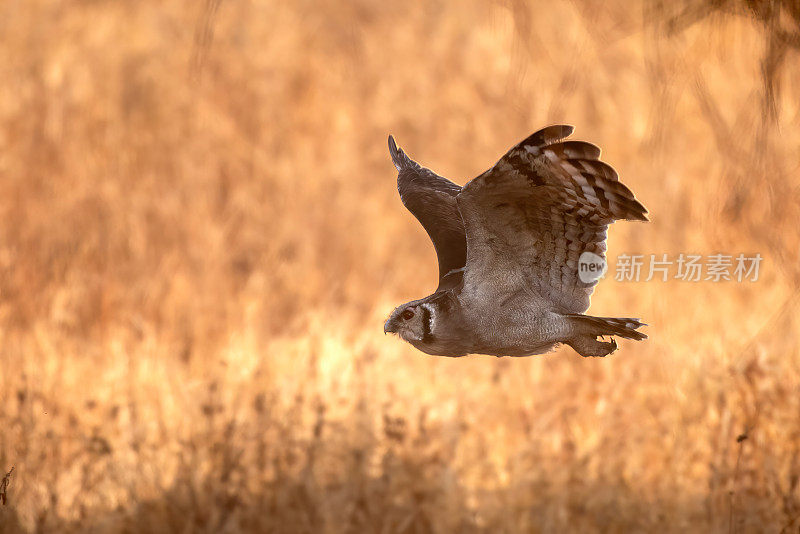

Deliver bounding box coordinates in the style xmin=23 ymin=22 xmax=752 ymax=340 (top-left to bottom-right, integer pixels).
xmin=1 ymin=0 xmax=799 ymax=531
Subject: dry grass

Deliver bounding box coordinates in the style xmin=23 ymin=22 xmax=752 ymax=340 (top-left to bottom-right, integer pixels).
xmin=1 ymin=0 xmax=799 ymax=532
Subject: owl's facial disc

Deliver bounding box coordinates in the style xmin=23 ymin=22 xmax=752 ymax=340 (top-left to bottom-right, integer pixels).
xmin=383 ymin=304 xmax=423 ymax=341
xmin=384 ymin=303 xmax=431 ymax=343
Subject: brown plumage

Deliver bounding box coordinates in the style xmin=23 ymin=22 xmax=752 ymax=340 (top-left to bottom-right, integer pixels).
xmin=384 ymin=125 xmax=649 ymax=358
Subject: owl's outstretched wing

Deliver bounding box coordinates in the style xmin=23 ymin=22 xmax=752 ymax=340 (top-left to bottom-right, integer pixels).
xmin=456 ymin=125 xmax=648 ymax=314
xmin=389 ymin=136 xmax=466 ymax=289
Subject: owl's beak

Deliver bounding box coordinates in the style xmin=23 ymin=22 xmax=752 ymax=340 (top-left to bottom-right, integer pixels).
xmin=383 ymin=319 xmax=396 ymax=335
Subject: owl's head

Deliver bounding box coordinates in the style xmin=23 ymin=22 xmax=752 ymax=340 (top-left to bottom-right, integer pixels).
xmin=384 ymin=301 xmax=432 ymax=343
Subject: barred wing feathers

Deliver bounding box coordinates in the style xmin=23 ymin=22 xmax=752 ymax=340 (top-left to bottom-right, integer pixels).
xmin=456 ymin=125 xmax=648 ymax=314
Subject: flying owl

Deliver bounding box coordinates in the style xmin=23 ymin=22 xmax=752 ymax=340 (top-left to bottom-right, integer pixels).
xmin=383 ymin=125 xmax=648 ymax=358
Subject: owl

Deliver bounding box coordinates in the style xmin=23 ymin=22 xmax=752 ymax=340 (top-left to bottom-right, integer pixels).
xmin=383 ymin=125 xmax=648 ymax=358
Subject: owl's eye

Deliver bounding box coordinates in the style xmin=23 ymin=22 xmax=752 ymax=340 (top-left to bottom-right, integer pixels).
xmin=401 ymin=309 xmax=415 ymax=320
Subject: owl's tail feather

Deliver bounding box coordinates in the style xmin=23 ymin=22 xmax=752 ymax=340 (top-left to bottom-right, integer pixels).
xmin=566 ymin=314 xmax=648 ymax=341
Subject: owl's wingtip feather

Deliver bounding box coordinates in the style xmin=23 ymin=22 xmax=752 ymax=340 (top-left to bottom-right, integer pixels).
xmin=388 ymin=134 xmax=412 ymax=171
xmin=631 ymin=204 xmax=650 ymax=222
xmin=521 ymin=124 xmax=576 ymax=150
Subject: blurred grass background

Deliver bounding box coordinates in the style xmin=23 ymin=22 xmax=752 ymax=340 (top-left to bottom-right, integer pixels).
xmin=1 ymin=0 xmax=799 ymax=532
